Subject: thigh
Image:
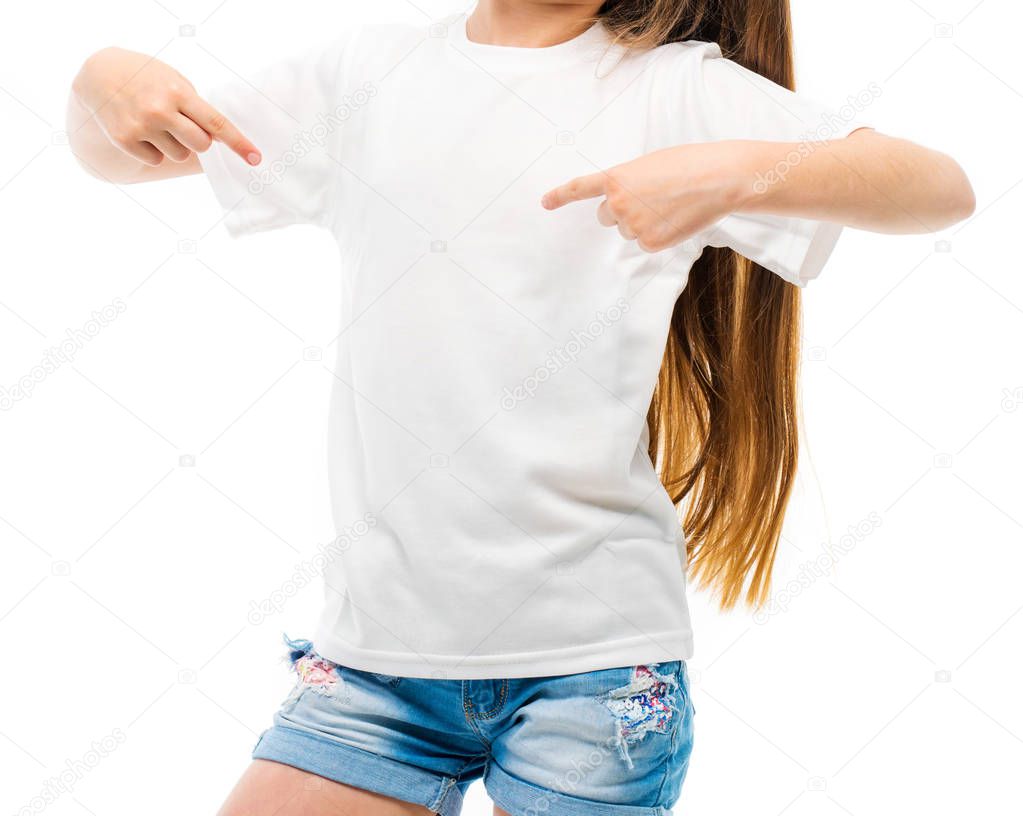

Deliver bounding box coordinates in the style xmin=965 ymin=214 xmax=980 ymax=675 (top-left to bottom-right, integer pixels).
xmin=218 ymin=759 xmax=435 ymax=816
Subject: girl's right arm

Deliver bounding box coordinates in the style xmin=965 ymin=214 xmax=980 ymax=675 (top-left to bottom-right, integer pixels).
xmin=68 ymin=47 xmax=261 ymax=184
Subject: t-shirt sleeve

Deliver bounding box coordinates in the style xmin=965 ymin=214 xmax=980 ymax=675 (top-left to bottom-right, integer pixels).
xmin=197 ymin=33 xmax=359 ymax=237
xmin=671 ymin=42 xmax=873 ymax=287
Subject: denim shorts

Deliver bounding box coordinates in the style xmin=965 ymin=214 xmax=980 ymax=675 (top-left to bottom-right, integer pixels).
xmin=251 ymin=637 xmax=695 ymax=816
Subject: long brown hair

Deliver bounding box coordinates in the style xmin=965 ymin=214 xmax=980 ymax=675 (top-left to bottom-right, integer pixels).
xmin=599 ymin=0 xmax=801 ymax=609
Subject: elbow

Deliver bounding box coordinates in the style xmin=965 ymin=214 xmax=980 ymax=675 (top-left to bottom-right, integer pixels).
xmin=937 ymin=155 xmax=976 ymax=229
xmin=953 ymin=173 xmax=977 ymax=224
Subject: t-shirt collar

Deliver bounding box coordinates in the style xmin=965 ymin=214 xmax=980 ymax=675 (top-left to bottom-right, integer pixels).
xmin=445 ymin=11 xmax=612 ymax=73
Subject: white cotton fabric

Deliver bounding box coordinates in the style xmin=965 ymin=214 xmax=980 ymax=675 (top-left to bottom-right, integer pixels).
xmin=199 ymin=13 xmax=864 ymax=679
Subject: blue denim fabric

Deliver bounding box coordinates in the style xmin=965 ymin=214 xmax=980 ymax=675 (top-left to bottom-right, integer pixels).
xmin=252 ymin=637 xmax=695 ymax=816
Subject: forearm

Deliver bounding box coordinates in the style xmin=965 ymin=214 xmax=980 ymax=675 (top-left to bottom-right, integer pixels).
xmin=737 ymin=129 xmax=975 ymax=234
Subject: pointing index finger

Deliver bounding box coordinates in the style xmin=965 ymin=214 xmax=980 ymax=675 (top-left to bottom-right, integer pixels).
xmin=183 ymin=96 xmax=261 ymax=166
xmin=541 ymin=172 xmax=607 ymax=210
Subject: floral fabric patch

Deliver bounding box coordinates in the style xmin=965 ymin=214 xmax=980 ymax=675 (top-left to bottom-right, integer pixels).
xmin=284 ymin=635 xmax=342 ymax=697
xmin=598 ymin=664 xmax=679 ymax=768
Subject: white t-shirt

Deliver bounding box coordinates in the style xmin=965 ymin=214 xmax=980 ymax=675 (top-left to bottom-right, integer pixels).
xmin=199 ymin=14 xmax=864 ymax=679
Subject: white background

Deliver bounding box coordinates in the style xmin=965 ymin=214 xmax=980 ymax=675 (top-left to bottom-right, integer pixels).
xmin=1 ymin=0 xmax=1020 ymax=814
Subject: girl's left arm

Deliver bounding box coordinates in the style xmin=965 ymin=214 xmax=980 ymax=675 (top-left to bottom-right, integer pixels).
xmin=542 ymin=129 xmax=975 ymax=253
xmin=735 ymin=128 xmax=975 ymax=233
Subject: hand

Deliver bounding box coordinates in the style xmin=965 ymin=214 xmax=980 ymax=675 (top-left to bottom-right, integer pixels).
xmin=541 ymin=142 xmax=754 ymax=252
xmin=73 ymin=47 xmax=260 ymax=168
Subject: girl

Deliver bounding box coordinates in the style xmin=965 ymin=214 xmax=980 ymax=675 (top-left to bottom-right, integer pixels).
xmin=67 ymin=1 xmax=974 ymax=814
